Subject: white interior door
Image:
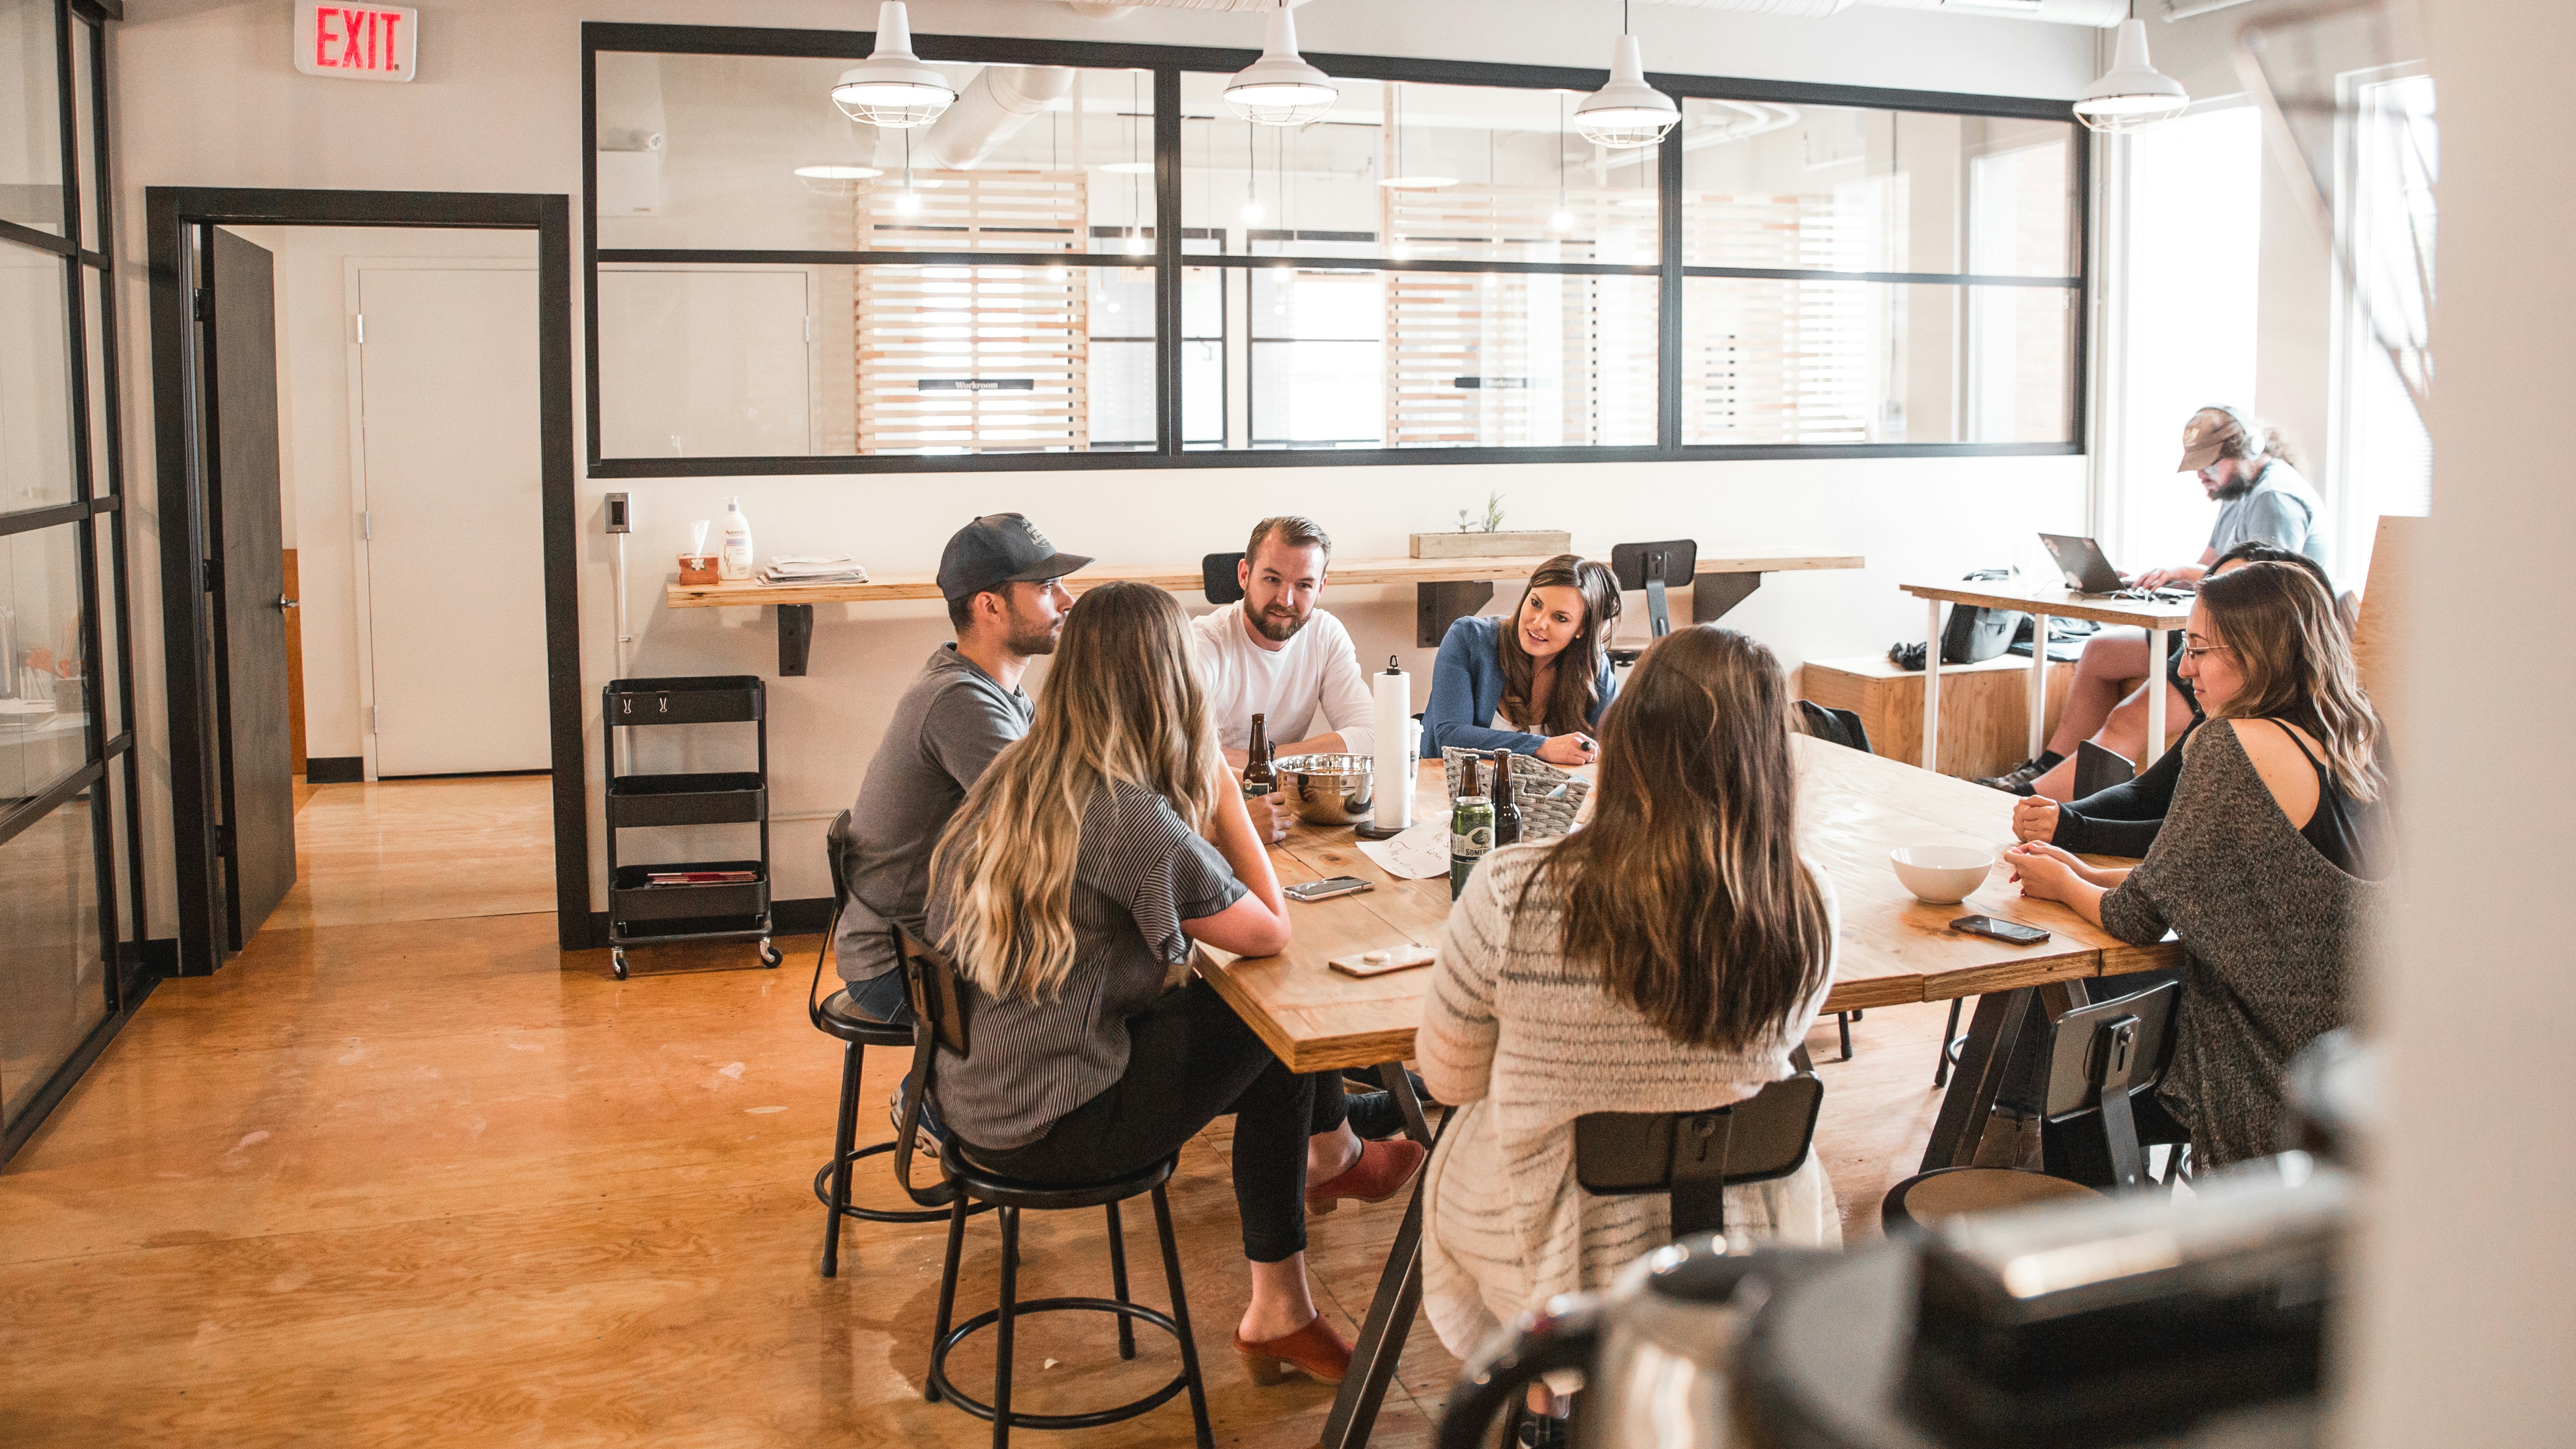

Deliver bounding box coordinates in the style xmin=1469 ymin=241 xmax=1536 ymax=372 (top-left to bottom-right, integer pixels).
xmin=354 ymin=265 xmax=548 ymax=777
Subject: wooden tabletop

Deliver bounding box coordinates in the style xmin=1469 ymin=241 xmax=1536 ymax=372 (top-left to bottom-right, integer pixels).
xmin=669 ymin=550 xmax=1865 ymax=610
xmin=1899 ymin=581 xmax=2193 ymax=630
xmin=1200 ymin=737 xmax=2180 ymax=1073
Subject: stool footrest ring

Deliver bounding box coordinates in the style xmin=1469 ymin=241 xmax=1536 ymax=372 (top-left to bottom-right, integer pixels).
xmin=926 ymin=1295 xmax=1192 ymax=1429
xmin=812 ymin=1143 xmax=988 ymax=1225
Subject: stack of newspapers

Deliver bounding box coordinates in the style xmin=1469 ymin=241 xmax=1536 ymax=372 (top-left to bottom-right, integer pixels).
xmin=757 ymin=554 xmax=868 ymax=585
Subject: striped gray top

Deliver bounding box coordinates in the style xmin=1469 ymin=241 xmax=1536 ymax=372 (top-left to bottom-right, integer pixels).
xmin=924 ymin=779 xmax=1247 ymax=1152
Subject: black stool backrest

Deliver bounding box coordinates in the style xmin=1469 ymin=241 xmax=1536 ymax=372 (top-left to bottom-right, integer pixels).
xmin=2037 ymin=979 xmax=2182 ymax=1190
xmin=1794 ymin=700 xmax=1872 ymax=755
xmin=889 ymin=926 xmax=974 ymax=1206
xmin=1611 ymin=540 xmax=1698 ymax=640
xmin=1572 ymin=1071 xmax=1823 ymax=1240
xmin=1202 ymin=552 xmax=1246 ymax=606
xmin=810 ymin=809 xmax=863 ymax=1031
xmin=2072 ymin=740 xmax=2136 ymax=799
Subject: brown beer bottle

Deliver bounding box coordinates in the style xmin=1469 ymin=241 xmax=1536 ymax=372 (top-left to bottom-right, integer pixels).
xmin=1244 ymin=713 xmax=1277 ymax=794
xmin=1490 ymin=749 xmax=1523 ymax=847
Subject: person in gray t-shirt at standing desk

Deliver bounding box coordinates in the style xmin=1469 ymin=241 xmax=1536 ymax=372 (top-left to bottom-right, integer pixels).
xmin=831 ymin=514 xmax=1091 ymax=1021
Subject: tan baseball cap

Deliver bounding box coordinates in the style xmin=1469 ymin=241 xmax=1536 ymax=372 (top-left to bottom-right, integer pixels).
xmin=2177 ymin=405 xmax=2260 ymax=473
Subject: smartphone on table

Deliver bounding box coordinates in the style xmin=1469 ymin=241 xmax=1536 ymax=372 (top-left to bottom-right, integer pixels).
xmin=1285 ymin=876 xmax=1373 ymax=903
xmin=1950 ymin=915 xmax=2051 ymax=945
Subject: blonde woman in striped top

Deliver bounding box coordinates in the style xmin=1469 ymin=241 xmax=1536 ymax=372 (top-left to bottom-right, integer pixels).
xmin=1417 ymin=627 xmax=1843 ymax=1411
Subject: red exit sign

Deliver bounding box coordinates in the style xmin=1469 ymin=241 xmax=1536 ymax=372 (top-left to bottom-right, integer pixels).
xmin=293 ymin=2 xmax=418 ymax=84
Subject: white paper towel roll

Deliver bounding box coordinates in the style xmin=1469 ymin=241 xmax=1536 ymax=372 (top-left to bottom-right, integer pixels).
xmin=1372 ymin=656 xmax=1413 ymax=830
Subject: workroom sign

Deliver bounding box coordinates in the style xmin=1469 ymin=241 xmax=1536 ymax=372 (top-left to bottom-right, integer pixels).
xmin=294 ymin=2 xmax=418 ymax=83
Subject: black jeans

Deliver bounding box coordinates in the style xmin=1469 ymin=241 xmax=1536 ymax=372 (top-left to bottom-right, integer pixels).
xmin=971 ymin=979 xmax=1346 ymax=1264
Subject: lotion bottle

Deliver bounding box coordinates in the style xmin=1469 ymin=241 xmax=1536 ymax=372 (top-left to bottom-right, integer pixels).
xmin=719 ymin=497 xmax=754 ymax=581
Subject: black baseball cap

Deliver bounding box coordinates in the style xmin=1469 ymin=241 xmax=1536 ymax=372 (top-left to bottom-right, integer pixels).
xmin=936 ymin=513 xmax=1092 ymax=602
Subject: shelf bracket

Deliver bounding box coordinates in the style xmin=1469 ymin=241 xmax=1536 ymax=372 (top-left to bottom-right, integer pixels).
xmin=776 ymin=604 xmax=813 ymax=677
xmin=1692 ymin=572 xmax=1764 ymax=624
xmin=1415 ymin=581 xmax=1495 ymax=648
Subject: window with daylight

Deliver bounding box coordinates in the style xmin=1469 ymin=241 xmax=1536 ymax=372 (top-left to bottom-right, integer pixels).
xmin=583 ymin=23 xmax=2085 ymax=475
xmin=2329 ymin=67 xmax=2433 ymax=576
xmin=0 ymin=0 xmax=147 ymax=1154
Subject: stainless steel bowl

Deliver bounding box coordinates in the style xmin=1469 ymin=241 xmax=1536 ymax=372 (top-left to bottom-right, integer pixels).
xmin=1271 ymin=752 xmax=1377 ymax=826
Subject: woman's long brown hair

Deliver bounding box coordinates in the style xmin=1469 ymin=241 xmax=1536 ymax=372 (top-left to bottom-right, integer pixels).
xmin=2195 ymin=561 xmax=2384 ymax=803
xmin=930 ymin=582 xmax=1224 ymax=1001
xmin=1497 ymin=554 xmax=1622 ymax=736
xmin=1531 ymin=627 xmax=1832 ymax=1052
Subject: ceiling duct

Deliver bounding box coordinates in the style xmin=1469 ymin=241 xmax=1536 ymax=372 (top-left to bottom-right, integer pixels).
xmin=912 ymin=66 xmax=1078 ymax=170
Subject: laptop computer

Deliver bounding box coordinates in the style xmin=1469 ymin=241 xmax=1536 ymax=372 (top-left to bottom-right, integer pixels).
xmin=2038 ymin=533 xmax=2128 ymax=595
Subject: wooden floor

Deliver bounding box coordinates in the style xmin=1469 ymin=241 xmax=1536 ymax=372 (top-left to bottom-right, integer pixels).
xmin=0 ymin=778 xmax=1963 ymax=1447
xmin=267 ymin=773 xmax=557 ymax=930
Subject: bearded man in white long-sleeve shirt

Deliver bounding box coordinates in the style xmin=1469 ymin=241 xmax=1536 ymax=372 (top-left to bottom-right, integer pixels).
xmin=1192 ymin=515 xmax=1377 ymax=843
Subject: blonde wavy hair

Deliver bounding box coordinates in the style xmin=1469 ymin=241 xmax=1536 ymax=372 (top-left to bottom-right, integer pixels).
xmin=930 ymin=582 xmax=1224 ymax=1001
xmin=2194 ymin=560 xmax=2383 ymax=803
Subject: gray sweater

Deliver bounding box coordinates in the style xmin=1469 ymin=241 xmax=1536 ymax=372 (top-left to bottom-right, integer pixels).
xmin=2099 ymin=720 xmax=2387 ymax=1167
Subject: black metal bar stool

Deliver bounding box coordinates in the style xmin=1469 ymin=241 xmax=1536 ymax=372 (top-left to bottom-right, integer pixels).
xmin=891 ymin=926 xmax=1215 ymax=1449
xmin=812 ymin=811 xmax=976 ymax=1278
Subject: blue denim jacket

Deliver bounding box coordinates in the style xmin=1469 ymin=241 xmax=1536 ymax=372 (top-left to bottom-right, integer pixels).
xmin=1420 ymin=615 xmax=1617 ymax=757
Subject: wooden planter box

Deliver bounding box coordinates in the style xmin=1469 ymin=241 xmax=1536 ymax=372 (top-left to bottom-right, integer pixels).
xmin=1409 ymin=530 xmax=1573 ymax=560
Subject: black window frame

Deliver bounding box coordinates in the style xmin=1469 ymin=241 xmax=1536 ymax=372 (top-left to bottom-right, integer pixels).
xmin=0 ymin=0 xmax=151 ymax=1164
xmin=581 ymin=20 xmax=2087 ymax=478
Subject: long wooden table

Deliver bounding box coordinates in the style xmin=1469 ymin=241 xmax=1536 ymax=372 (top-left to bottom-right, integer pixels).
xmin=1202 ymin=737 xmax=2180 ymax=1448
xmin=668 ymin=548 xmax=1862 ymax=674
xmin=1900 ymin=581 xmax=2193 ymax=775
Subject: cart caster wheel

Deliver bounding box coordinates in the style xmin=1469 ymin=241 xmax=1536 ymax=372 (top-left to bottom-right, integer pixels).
xmin=759 ymin=938 xmax=782 ymax=968
xmin=611 ymin=948 xmax=628 ymax=980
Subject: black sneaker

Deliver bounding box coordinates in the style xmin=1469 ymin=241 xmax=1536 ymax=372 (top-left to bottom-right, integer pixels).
xmin=1974 ymin=759 xmax=2045 ymax=796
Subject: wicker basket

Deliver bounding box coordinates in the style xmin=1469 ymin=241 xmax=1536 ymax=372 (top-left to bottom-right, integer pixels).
xmin=1441 ymin=748 xmax=1590 ymax=842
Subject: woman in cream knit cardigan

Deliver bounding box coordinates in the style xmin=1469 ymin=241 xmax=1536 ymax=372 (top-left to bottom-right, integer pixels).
xmin=1417 ymin=627 xmax=1843 ymax=1369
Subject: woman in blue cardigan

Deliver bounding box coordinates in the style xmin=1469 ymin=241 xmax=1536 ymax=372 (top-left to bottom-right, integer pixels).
xmin=1422 ymin=554 xmax=1622 ymax=767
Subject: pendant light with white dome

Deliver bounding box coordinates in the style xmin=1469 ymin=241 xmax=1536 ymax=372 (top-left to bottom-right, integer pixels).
xmin=2072 ymin=4 xmax=2190 ymax=134
xmin=1573 ymin=0 xmax=1679 ymax=151
xmin=831 ymin=3 xmax=956 ymax=129
xmin=1225 ymin=0 xmax=1339 ymax=128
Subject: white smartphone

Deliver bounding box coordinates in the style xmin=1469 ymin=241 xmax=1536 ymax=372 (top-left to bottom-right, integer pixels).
xmin=1285 ymin=876 xmax=1373 ymax=903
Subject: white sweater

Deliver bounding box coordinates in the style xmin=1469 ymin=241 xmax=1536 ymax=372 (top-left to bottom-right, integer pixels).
xmin=1189 ymin=602 xmax=1377 ymax=759
xmin=1417 ymin=843 xmax=1843 ymax=1356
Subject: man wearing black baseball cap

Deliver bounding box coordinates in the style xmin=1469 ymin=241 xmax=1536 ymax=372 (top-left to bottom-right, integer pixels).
xmin=832 ymin=514 xmax=1092 ymax=1023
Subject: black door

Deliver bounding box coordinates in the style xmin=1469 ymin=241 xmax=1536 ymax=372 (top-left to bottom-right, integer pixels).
xmin=202 ymin=228 xmax=296 ymax=950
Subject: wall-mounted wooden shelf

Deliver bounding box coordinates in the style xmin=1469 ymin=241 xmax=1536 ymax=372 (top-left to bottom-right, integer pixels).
xmin=666 ymin=550 xmax=1865 ymax=676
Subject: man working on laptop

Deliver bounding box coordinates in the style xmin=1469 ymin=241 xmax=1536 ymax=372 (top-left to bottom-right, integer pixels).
xmin=1192 ymin=515 xmax=1377 ymax=844
xmin=1979 ymin=405 xmax=2325 ymax=793
xmin=831 ymin=513 xmax=1088 ymax=1022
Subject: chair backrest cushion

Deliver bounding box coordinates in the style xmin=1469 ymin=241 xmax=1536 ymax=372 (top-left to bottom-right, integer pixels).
xmin=895 ymin=926 xmax=973 ymax=1056
xmin=2072 ymin=740 xmax=2136 ymax=799
xmin=1202 ymin=552 xmax=1246 ymax=606
xmin=2039 ymin=979 xmax=2183 ymax=1123
xmin=1573 ymin=1073 xmax=1824 ymax=1195
xmin=827 ymin=809 xmax=859 ymax=903
xmin=1795 ymin=699 xmax=1872 ymax=755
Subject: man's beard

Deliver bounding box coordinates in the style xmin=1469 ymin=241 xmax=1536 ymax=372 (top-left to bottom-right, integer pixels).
xmin=1006 ymin=619 xmax=1062 ymax=657
xmin=1249 ymin=602 xmax=1310 ymax=644
xmin=2209 ymin=466 xmax=2257 ymax=501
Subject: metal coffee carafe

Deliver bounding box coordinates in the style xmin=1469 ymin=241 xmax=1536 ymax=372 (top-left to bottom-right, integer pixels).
xmin=1437 ymin=1236 xmax=1817 ymax=1449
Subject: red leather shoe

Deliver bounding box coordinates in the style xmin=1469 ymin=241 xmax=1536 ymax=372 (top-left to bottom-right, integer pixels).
xmin=1305 ymin=1137 xmax=1426 ymax=1215
xmin=1233 ymin=1313 xmax=1352 ymax=1386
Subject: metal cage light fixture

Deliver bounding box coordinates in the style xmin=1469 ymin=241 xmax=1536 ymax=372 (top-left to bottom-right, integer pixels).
xmin=1225 ymin=0 xmax=1339 ymax=127
xmin=2073 ymin=13 xmax=2191 ymax=133
xmin=1574 ymin=2 xmax=1678 ymax=151
xmin=831 ymin=3 xmax=957 ymax=128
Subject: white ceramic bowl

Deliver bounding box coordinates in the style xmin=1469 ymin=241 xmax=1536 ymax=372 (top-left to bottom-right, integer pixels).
xmin=1890 ymin=845 xmax=1996 ymax=905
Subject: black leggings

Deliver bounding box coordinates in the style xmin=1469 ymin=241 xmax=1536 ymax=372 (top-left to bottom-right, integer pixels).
xmin=972 ymin=979 xmax=1347 ymax=1264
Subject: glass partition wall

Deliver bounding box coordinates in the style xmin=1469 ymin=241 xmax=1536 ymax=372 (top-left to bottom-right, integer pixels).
xmin=0 ymin=0 xmax=145 ymax=1162
xmin=585 ymin=23 xmax=2083 ymax=474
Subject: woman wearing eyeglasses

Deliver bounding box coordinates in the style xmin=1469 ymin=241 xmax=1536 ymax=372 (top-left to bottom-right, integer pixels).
xmin=2007 ymin=561 xmax=2390 ymax=1168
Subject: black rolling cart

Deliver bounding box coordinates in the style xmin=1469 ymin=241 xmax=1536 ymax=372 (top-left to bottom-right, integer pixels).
xmin=602 ymin=675 xmax=783 ymax=979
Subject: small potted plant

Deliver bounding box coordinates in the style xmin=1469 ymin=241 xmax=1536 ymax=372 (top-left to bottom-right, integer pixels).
xmin=1409 ymin=491 xmax=1572 ymax=559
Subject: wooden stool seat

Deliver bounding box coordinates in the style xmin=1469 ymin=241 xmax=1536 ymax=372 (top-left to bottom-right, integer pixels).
xmin=1880 ymin=1165 xmax=2104 ymax=1232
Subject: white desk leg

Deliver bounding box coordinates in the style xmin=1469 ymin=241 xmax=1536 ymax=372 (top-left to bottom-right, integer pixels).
xmin=2144 ymin=627 xmax=2170 ymax=767
xmin=2027 ymin=611 xmax=2050 ymax=764
xmin=1922 ymin=598 xmax=1943 ymax=772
